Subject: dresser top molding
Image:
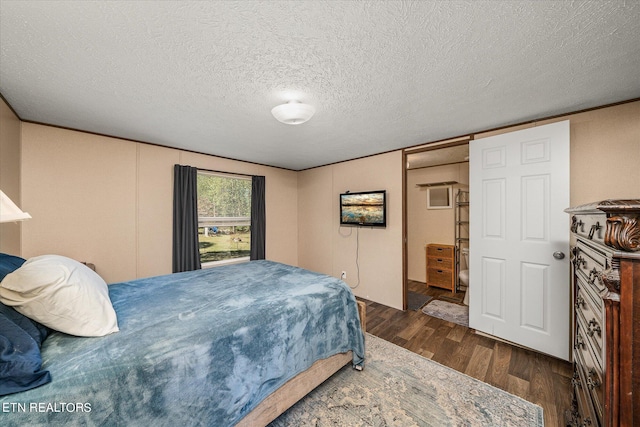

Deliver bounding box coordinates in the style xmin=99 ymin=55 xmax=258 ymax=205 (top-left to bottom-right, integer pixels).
xmin=565 ymin=199 xmax=640 ymax=215
xmin=566 ymin=199 xmax=640 ymax=256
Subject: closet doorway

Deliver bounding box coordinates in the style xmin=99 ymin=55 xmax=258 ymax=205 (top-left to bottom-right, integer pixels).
xmin=402 ymin=139 xmax=470 ymax=310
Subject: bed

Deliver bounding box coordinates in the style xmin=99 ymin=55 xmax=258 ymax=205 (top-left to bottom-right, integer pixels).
xmin=0 ymin=258 xmax=366 ymax=426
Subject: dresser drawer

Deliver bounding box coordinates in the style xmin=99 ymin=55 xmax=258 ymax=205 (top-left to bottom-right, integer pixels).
xmin=572 ymin=364 xmax=599 ymax=427
xmin=571 ymin=213 xmax=606 ymax=245
xmin=427 ymin=244 xmax=454 ymax=258
xmin=427 ymin=256 xmax=453 ymax=269
xmin=427 ymin=268 xmax=453 ymax=288
xmin=575 ymin=284 xmax=603 ymax=369
xmin=575 ymin=272 xmax=603 ymax=321
xmin=575 ymin=318 xmax=604 ymax=424
xmin=574 ymin=240 xmax=609 ymax=294
xmin=575 ymin=268 xmax=603 ymax=316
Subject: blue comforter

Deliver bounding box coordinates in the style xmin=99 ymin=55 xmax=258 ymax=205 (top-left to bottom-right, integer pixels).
xmin=0 ymin=260 xmax=365 ymax=426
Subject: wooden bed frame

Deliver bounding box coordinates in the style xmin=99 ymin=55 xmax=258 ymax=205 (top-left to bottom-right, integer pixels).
xmin=237 ymin=300 xmax=367 ymax=426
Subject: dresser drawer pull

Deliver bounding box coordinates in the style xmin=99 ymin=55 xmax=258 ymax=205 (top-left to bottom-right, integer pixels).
xmin=575 ymin=295 xmax=586 ymax=311
xmin=588 ymin=268 xmax=601 ymax=285
xmin=588 ymin=222 xmax=601 ymax=240
xmin=587 ymin=318 xmax=601 ymax=337
xmin=574 ymin=332 xmax=585 ymax=350
xmin=571 ymin=216 xmax=584 ymax=233
xmin=587 ymin=369 xmax=601 ymax=390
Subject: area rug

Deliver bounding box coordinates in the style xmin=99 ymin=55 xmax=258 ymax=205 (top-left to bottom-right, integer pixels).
xmin=269 ymin=334 xmax=543 ymax=427
xmin=407 ymin=290 xmax=433 ymax=311
xmin=422 ymin=299 xmax=469 ymax=327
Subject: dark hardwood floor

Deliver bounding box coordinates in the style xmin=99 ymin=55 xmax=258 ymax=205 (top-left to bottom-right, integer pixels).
xmin=358 ymin=280 xmax=572 ymax=427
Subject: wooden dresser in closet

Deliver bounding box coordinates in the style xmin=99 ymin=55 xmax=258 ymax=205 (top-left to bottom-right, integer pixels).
xmin=426 ymin=243 xmax=455 ymax=292
xmin=565 ymin=200 xmax=640 ymax=427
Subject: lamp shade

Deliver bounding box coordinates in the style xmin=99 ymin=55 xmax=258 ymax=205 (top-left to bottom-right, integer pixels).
xmin=271 ymin=100 xmax=315 ymax=125
xmin=0 ymin=190 xmax=31 ymax=223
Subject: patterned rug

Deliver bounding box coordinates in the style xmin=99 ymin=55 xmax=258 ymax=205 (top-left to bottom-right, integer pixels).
xmin=422 ymin=299 xmax=469 ymax=327
xmin=407 ymin=290 xmax=433 ymax=311
xmin=269 ymin=334 xmax=543 ymax=426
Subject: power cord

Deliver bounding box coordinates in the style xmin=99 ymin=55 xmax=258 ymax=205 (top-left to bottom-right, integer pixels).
xmin=338 ymin=225 xmax=361 ymax=289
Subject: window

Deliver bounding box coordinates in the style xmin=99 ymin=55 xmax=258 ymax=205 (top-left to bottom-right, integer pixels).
xmin=427 ymin=185 xmax=453 ymax=209
xmin=197 ymin=171 xmax=251 ymax=265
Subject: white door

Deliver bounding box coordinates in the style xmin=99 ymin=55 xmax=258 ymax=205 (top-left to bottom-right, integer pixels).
xmin=469 ymin=120 xmax=570 ymax=360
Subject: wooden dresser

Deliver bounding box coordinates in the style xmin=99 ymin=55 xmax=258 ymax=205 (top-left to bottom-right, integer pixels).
xmin=426 ymin=243 xmax=455 ymax=292
xmin=565 ymin=200 xmax=640 ymax=427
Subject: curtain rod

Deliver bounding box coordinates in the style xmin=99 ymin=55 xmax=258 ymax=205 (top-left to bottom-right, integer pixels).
xmin=195 ymin=167 xmax=261 ymax=179
xmin=175 ymin=164 xmax=264 ymax=179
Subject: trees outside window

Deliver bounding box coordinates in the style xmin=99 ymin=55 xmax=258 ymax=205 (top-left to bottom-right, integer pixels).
xmin=197 ymin=172 xmax=251 ymax=264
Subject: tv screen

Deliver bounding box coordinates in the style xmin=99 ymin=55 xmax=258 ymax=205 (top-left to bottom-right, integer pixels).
xmin=340 ymin=190 xmax=386 ymax=227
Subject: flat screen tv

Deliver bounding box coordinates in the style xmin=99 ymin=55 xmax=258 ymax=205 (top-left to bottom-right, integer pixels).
xmin=340 ymin=190 xmax=386 ymax=227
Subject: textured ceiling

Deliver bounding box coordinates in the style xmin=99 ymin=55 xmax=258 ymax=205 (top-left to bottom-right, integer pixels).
xmin=1 ymin=1 xmax=639 ymax=170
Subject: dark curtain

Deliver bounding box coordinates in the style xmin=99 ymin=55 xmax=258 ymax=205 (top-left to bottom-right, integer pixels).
xmin=250 ymin=176 xmax=266 ymax=260
xmin=172 ymin=165 xmax=202 ymax=273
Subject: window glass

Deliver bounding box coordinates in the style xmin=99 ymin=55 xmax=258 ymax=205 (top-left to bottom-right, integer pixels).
xmin=427 ymin=186 xmax=453 ymax=209
xmin=197 ymin=172 xmax=251 ymax=264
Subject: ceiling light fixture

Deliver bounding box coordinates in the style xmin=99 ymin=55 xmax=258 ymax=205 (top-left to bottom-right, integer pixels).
xmin=271 ymin=100 xmax=315 ymax=125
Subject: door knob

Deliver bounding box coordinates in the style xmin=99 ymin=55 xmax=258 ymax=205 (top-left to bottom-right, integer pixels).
xmin=553 ymin=251 xmax=565 ymax=260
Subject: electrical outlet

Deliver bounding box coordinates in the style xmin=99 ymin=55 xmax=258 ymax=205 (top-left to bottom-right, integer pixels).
xmin=341 ymin=271 xmax=347 ymax=279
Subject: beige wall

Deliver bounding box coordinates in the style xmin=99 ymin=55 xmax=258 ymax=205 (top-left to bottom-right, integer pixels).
xmin=298 ymin=166 xmax=333 ymax=273
xmin=136 ymin=144 xmax=178 ymax=278
xmin=19 ymin=123 xmax=298 ymax=284
xmin=0 ymin=98 xmax=23 ymax=255
xmin=298 ymin=151 xmax=404 ymax=310
xmin=4 ymin=97 xmax=638 ymax=309
xmin=406 ymin=163 xmax=469 ymax=282
xmin=564 ymin=102 xmax=640 ymax=205
xmin=475 ymin=101 xmax=640 ymax=206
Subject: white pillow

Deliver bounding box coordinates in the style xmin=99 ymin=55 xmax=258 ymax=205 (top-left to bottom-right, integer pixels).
xmin=0 ymin=255 xmax=119 ymax=337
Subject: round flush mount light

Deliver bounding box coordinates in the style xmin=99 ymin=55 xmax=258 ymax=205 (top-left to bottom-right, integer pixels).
xmin=271 ymin=100 xmax=315 ymax=125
